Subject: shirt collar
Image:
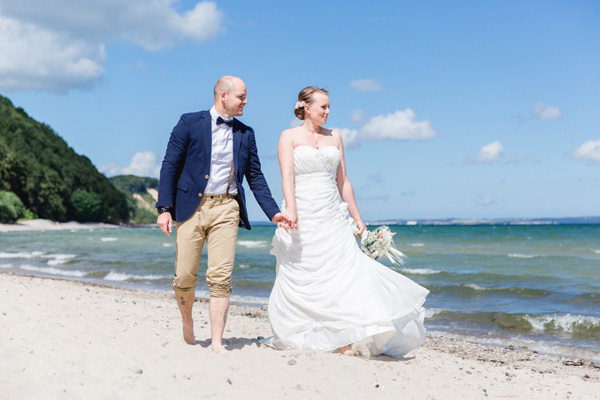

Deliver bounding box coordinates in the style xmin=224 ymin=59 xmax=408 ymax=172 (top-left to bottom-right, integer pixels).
xmin=209 ymin=106 xmax=233 ymax=124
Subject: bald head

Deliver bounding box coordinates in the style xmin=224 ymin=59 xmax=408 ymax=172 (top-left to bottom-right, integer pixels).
xmin=214 ymin=76 xmax=248 ymax=118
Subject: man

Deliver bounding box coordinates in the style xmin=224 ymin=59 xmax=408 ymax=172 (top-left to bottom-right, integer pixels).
xmin=156 ymin=76 xmax=289 ymax=353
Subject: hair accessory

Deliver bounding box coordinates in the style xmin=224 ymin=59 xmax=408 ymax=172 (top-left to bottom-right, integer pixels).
xmin=294 ymin=101 xmax=306 ymax=110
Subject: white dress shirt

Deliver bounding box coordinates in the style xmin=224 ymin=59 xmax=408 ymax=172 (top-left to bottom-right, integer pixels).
xmin=205 ymin=107 xmax=238 ymax=195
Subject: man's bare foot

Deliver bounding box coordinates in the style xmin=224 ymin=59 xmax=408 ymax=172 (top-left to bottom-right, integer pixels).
xmin=336 ymin=345 xmax=360 ymax=356
xmin=211 ymin=344 xmax=229 ymax=355
xmin=182 ymin=320 xmax=196 ymax=345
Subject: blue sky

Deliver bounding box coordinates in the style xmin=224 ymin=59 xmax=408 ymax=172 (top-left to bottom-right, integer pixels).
xmin=1 ymin=0 xmax=598 ymax=221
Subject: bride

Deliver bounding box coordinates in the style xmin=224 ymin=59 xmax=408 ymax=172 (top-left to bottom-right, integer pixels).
xmin=266 ymin=86 xmax=429 ymax=357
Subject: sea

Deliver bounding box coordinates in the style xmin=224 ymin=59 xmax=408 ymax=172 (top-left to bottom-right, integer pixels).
xmin=1 ymin=223 xmax=599 ymax=361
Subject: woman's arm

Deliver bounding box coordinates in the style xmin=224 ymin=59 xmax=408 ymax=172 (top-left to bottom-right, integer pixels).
xmin=334 ymin=130 xmax=366 ymax=235
xmin=277 ymin=129 xmax=298 ymax=229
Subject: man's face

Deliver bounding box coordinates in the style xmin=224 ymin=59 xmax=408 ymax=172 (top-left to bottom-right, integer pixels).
xmin=223 ymin=82 xmax=248 ymax=117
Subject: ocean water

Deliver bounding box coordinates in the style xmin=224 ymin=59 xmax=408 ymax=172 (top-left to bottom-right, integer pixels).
xmin=1 ymin=224 xmax=599 ymax=361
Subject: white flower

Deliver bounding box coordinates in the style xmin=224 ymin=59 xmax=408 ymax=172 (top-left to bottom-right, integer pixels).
xmin=358 ymin=226 xmax=406 ymax=265
xmin=295 ymin=101 xmax=306 ymax=110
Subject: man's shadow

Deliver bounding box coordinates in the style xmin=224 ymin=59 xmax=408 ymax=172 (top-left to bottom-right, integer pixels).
xmin=196 ymin=337 xmax=260 ymax=351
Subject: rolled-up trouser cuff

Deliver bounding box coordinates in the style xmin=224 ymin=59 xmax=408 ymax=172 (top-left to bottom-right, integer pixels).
xmin=208 ymin=280 xmax=232 ymax=297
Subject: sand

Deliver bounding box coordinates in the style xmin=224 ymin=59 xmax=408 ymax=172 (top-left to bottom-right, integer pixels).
xmin=1 ymin=272 xmax=598 ymax=400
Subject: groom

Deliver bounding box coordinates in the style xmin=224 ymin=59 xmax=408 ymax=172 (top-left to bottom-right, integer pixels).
xmin=156 ymin=76 xmax=289 ymax=353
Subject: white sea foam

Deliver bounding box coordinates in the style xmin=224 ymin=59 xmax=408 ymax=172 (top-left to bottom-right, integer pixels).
xmin=162 ymin=243 xmax=173 ymax=247
xmin=41 ymin=254 xmax=76 ymax=266
xmin=410 ymin=243 xmax=425 ymax=247
xmin=593 ymin=249 xmax=600 ymax=255
xmin=0 ymin=263 xmax=13 ymax=268
xmin=508 ymin=253 xmax=538 ymax=259
xmin=400 ymin=268 xmax=442 ymax=275
xmin=20 ymin=265 xmax=88 ymax=277
xmin=464 ymin=283 xmax=488 ymax=291
xmin=0 ymin=251 xmax=41 ymax=259
xmin=238 ymin=264 xmax=250 ymax=269
xmin=104 ymin=271 xmax=170 ymax=281
xmin=237 ymin=240 xmax=268 ymax=248
xmin=425 ymin=308 xmax=448 ymax=319
xmin=101 ymin=237 xmax=118 ymax=242
xmin=523 ymin=313 xmax=600 ymax=333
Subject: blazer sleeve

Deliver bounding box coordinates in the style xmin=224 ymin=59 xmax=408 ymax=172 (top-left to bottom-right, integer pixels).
xmin=244 ymin=130 xmax=280 ymax=220
xmin=156 ymin=115 xmax=189 ymax=208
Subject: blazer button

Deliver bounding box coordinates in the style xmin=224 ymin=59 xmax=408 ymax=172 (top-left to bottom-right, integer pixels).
xmin=205 ymin=175 xmax=209 ymax=179
xmin=198 ymin=193 xmax=202 ymax=197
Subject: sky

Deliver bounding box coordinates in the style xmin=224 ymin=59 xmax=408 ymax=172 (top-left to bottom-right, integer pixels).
xmin=1 ymin=0 xmax=599 ymax=222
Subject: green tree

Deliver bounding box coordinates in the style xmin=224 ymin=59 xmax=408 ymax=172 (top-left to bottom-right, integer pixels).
xmin=70 ymin=189 xmax=105 ymax=222
xmin=0 ymin=190 xmax=26 ymax=223
xmin=0 ymin=94 xmax=130 ymax=223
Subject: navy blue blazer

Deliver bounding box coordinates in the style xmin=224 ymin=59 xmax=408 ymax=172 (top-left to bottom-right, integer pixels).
xmin=156 ymin=110 xmax=280 ymax=229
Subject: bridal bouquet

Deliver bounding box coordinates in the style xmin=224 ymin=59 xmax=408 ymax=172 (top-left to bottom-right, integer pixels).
xmin=358 ymin=226 xmax=406 ymax=266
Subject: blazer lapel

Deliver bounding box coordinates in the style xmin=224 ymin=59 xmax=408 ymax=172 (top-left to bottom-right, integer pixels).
xmin=232 ymin=120 xmax=242 ymax=175
xmin=201 ymin=112 xmax=212 ymax=162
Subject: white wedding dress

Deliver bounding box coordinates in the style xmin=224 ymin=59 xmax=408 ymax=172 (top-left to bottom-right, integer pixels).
xmin=266 ymin=145 xmax=429 ymax=358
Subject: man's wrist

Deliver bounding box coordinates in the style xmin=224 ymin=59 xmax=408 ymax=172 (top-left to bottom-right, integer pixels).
xmin=157 ymin=206 xmax=171 ymax=215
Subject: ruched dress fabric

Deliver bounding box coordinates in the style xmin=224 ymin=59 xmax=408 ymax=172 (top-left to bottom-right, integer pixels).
xmin=266 ymin=145 xmax=429 ymax=358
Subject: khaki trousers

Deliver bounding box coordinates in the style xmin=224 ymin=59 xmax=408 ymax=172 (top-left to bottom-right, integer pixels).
xmin=173 ymin=195 xmax=239 ymax=297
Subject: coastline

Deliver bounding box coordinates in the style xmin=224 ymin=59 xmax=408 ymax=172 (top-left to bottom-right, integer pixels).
xmin=2 ymin=272 xmax=598 ymax=399
xmin=0 ymin=219 xmax=121 ymax=233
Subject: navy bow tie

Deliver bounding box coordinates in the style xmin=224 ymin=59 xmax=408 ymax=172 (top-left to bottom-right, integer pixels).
xmin=216 ymin=116 xmax=233 ymax=127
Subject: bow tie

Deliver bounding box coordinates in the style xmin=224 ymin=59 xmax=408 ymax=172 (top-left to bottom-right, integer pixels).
xmin=216 ymin=116 xmax=233 ymax=127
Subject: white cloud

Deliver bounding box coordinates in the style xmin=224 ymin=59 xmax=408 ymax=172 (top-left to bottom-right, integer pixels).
xmin=333 ymin=127 xmax=359 ymax=149
xmin=349 ymin=109 xmax=366 ymax=124
xmin=532 ymin=102 xmax=563 ymax=120
xmin=573 ymin=140 xmax=600 ymax=164
xmin=101 ymin=151 xmax=161 ymax=178
xmin=359 ymin=109 xmax=437 ymax=141
xmin=476 ymin=141 xmax=504 ymax=163
xmin=477 ymin=196 xmax=495 ymax=206
xmin=0 ymin=1 xmax=223 ymax=92
xmin=349 ymin=78 xmax=382 ymax=92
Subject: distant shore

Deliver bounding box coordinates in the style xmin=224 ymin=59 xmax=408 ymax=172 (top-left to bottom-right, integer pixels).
xmin=0 ymin=219 xmax=120 ymax=233
xmin=1 ymin=272 xmax=599 ymax=399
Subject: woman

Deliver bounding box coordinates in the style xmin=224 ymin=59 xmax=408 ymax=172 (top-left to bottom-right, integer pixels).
xmin=266 ymin=86 xmax=429 ymax=357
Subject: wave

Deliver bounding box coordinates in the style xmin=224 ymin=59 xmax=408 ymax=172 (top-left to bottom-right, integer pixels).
xmin=409 ymin=243 xmax=425 ymax=247
xmin=0 ymin=251 xmax=44 ymax=259
xmin=41 ymin=254 xmax=76 ymax=266
xmin=101 ymin=237 xmax=118 ymax=242
xmin=237 ymin=240 xmax=268 ymax=248
xmin=426 ymin=284 xmax=551 ymax=298
xmin=594 ymin=249 xmax=600 ymax=255
xmin=20 ymin=264 xmax=88 ymax=277
xmin=428 ymin=310 xmax=600 ymax=340
xmin=104 ymin=270 xmax=170 ymax=282
xmin=508 ymin=253 xmax=539 ymax=259
xmin=162 ymin=243 xmax=173 ymax=247
xmin=400 ymin=268 xmax=442 ymax=275
xmin=464 ymin=283 xmax=488 ymax=291
xmin=0 ymin=263 xmax=13 ymax=268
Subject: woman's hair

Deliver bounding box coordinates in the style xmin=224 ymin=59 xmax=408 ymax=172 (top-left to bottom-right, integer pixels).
xmin=294 ymin=86 xmax=329 ymax=120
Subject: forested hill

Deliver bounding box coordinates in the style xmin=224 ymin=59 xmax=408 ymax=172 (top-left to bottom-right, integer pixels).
xmin=0 ymin=94 xmax=129 ymax=223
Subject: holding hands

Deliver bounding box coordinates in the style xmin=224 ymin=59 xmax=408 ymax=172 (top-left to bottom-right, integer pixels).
xmin=272 ymin=212 xmax=296 ymax=231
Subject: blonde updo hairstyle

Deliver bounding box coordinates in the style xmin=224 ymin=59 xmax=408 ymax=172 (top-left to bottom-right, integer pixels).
xmin=294 ymin=86 xmax=329 ymax=120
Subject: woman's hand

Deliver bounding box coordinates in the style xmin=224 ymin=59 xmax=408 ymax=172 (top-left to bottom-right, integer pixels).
xmin=354 ymin=220 xmax=367 ymax=237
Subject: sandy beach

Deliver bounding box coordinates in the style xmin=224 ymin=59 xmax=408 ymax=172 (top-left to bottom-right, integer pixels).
xmin=1 ymin=273 xmax=598 ymax=399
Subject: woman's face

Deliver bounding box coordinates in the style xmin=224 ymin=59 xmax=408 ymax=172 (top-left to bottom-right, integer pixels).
xmin=307 ymin=93 xmax=330 ymax=126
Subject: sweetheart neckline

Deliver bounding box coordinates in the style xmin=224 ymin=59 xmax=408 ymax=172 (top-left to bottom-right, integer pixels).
xmin=294 ymin=145 xmax=339 ymax=151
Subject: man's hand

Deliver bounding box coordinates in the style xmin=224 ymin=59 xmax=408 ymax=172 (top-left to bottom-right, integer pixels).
xmin=157 ymin=210 xmax=173 ymax=237
xmin=272 ymin=212 xmax=294 ymax=231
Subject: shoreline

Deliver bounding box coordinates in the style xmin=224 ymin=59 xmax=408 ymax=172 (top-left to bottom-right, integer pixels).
xmin=0 ymin=219 xmax=121 ymax=232
xmin=2 ymin=272 xmax=599 ymax=399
